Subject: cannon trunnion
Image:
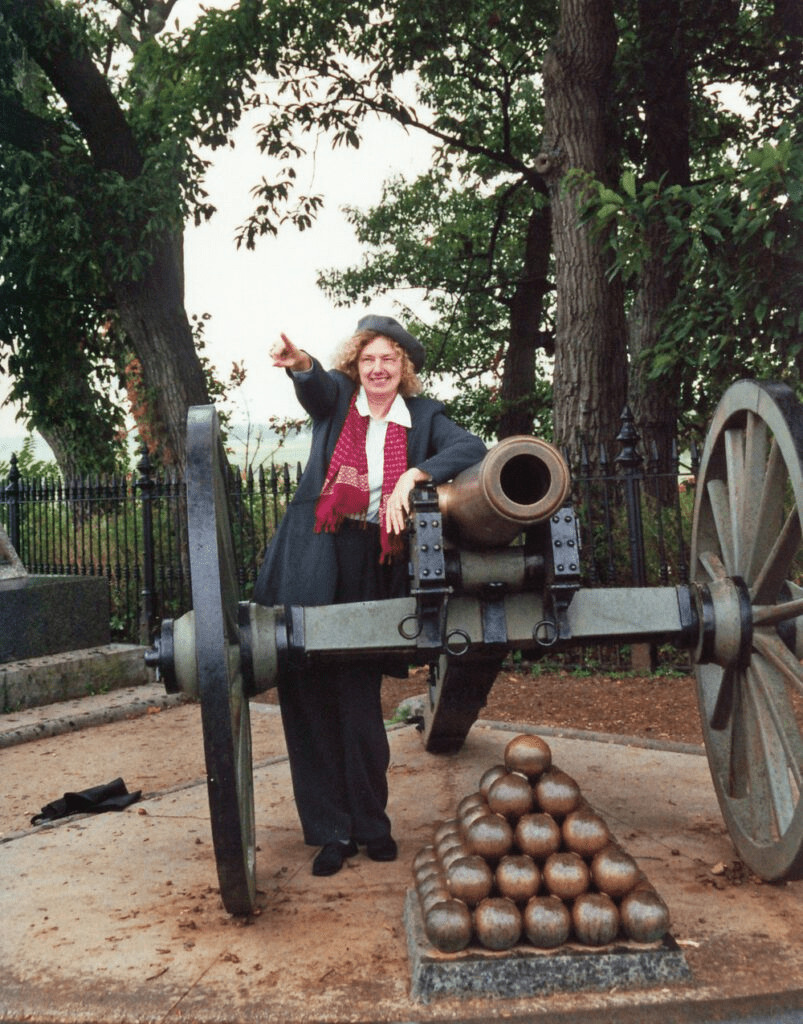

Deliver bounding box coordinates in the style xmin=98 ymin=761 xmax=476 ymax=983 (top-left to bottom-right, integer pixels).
xmin=147 ymin=380 xmax=803 ymax=914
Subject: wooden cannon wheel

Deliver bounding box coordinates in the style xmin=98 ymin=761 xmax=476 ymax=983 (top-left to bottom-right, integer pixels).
xmin=186 ymin=406 xmax=257 ymax=915
xmin=691 ymin=380 xmax=803 ymax=881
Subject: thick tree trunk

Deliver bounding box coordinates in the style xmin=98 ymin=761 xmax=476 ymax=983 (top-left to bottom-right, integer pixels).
xmin=499 ymin=197 xmax=552 ymax=439
xmin=114 ymin=232 xmax=210 ymax=467
xmin=537 ymin=0 xmax=627 ymax=457
xmin=628 ymin=0 xmax=690 ymax=475
xmin=31 ymin=351 xmax=123 ymax=479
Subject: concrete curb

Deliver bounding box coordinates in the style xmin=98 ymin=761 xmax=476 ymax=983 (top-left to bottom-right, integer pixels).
xmin=0 ymin=687 xmax=185 ymax=749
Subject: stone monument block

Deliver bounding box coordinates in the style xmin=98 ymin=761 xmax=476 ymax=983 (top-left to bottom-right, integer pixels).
xmin=0 ymin=527 xmax=110 ymax=663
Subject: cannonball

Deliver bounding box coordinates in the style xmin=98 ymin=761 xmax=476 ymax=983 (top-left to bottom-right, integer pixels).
xmin=415 ymin=859 xmax=444 ymax=888
xmin=446 ymin=855 xmax=494 ymax=906
xmin=523 ymin=895 xmax=571 ymax=949
xmin=418 ymin=872 xmax=450 ymax=904
xmin=441 ymin=843 xmax=472 ymax=872
xmin=432 ymin=819 xmax=460 ymax=846
xmin=424 ymin=899 xmax=474 ymax=953
xmin=420 ymin=884 xmax=454 ymax=916
xmin=495 ymin=854 xmax=541 ymax=903
xmin=561 ymin=804 xmax=611 ymax=858
xmin=487 ymin=772 xmax=535 ymax=820
xmin=464 ymin=813 xmax=514 ymax=861
xmin=514 ymin=812 xmax=562 ymax=861
xmin=504 ymin=734 xmax=552 ymax=780
xmin=620 ymin=889 xmax=670 ymax=943
xmin=572 ymin=892 xmax=620 ymax=947
xmin=534 ymin=769 xmax=582 ymax=818
xmin=542 ymin=851 xmax=590 ymax=900
xmin=437 ymin=833 xmax=466 ymax=860
xmin=457 ymin=792 xmax=487 ymax=818
xmin=413 ymin=845 xmax=438 ymax=874
xmin=473 ymin=897 xmax=522 ymax=951
xmin=479 ymin=764 xmax=508 ymax=801
xmin=591 ymin=845 xmax=641 ymax=899
xmin=459 ymin=802 xmax=492 ymax=836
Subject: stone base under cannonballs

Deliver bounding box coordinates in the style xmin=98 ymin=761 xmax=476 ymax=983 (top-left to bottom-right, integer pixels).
xmin=404 ymin=890 xmax=691 ymax=1004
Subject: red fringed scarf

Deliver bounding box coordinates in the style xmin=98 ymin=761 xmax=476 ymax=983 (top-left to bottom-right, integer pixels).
xmin=315 ymin=394 xmax=408 ymax=562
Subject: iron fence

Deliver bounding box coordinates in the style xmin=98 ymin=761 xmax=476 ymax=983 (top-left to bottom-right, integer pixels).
xmin=1 ymin=447 xmax=303 ymax=644
xmin=1 ymin=409 xmax=699 ymax=653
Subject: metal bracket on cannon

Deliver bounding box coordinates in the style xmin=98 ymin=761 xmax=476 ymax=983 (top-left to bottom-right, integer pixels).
xmin=533 ymin=507 xmax=582 ymax=648
xmin=404 ymin=483 xmax=452 ymax=652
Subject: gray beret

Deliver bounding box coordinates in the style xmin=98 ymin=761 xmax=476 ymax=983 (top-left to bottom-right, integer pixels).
xmin=356 ymin=314 xmax=425 ymax=371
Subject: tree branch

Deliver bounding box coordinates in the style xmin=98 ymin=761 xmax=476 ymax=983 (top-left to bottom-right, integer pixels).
xmin=2 ymin=0 xmax=144 ymax=178
xmin=0 ymin=94 xmax=63 ymax=154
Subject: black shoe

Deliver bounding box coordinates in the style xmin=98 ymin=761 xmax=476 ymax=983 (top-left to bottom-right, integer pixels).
xmin=312 ymin=840 xmax=358 ymax=876
xmin=366 ymin=835 xmax=398 ymax=862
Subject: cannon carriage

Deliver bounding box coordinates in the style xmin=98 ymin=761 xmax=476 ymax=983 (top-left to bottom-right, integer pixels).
xmin=146 ymin=379 xmax=803 ymax=915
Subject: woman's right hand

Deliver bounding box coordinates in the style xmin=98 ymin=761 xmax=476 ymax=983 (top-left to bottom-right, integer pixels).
xmin=270 ymin=333 xmax=312 ymax=372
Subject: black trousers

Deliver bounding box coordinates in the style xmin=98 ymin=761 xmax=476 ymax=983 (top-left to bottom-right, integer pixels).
xmin=277 ymin=520 xmax=407 ymax=846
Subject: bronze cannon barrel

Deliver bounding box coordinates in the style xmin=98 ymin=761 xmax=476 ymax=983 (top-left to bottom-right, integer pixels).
xmin=436 ymin=435 xmax=571 ymax=548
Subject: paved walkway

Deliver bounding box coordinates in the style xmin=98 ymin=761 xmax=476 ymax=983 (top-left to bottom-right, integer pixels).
xmin=2 ymin=687 xmax=803 ymax=1023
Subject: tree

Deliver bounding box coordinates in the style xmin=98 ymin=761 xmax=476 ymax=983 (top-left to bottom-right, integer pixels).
xmin=536 ymin=0 xmax=626 ymax=452
xmin=318 ymin=169 xmax=554 ymax=441
xmin=0 ymin=0 xmax=270 ymax=468
xmin=277 ymin=0 xmax=803 ymax=458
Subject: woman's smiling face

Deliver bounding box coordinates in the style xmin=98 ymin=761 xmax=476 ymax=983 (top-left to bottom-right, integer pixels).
xmin=358 ymin=336 xmax=403 ymax=407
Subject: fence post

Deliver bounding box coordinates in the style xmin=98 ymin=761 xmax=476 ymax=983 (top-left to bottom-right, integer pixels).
xmin=615 ymin=405 xmax=646 ymax=587
xmin=5 ymin=453 xmax=22 ymax=556
xmin=615 ymin=406 xmax=655 ymax=672
xmin=137 ymin=444 xmax=156 ymax=645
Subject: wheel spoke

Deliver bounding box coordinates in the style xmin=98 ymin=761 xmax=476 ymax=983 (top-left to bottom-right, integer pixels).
xmin=753 ymin=629 xmax=803 ymax=697
xmin=727 ymin=674 xmax=774 ymax=837
xmin=750 ymin=507 xmax=802 ymax=605
xmin=699 ymin=549 xmax=728 ymax=581
xmin=724 ymin=427 xmax=746 ymax=574
xmin=744 ymin=438 xmax=787 ymax=588
xmin=749 ymin=655 xmax=803 ymax=782
xmin=744 ymin=662 xmax=801 ymax=837
xmin=752 ymin=596 xmax=803 ymax=628
xmin=706 ymin=478 xmax=735 ymax=572
xmin=739 ymin=413 xmax=769 ymax=578
xmin=709 ymin=665 xmax=735 ymax=731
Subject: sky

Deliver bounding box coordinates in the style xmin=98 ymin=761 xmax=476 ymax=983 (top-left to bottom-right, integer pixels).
xmin=183 ymin=106 xmax=434 ymax=428
xmin=0 ymin=2 xmax=434 ymax=464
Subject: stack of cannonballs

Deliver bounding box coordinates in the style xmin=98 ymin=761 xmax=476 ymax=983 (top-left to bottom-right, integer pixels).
xmin=412 ymin=734 xmax=670 ymax=954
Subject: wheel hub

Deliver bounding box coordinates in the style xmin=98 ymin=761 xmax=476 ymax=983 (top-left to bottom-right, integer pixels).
xmin=693 ymin=575 xmax=753 ymax=670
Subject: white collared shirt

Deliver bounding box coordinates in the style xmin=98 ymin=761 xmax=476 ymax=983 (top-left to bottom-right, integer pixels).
xmin=356 ymin=387 xmax=411 ymax=521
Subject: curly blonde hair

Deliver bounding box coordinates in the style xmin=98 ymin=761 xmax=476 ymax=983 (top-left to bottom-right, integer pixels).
xmin=333 ymin=329 xmax=423 ymax=398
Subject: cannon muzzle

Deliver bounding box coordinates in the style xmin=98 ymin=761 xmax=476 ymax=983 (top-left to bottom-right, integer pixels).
xmin=437 ymin=435 xmax=571 ymax=548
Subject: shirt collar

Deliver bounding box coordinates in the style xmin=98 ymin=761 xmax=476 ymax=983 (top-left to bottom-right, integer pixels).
xmin=356 ymin=387 xmax=411 ymax=428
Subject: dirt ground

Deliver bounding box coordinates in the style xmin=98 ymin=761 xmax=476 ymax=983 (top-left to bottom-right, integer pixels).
xmin=390 ymin=662 xmax=703 ymax=747
xmin=3 ymin=663 xmax=701 ymax=839
xmin=259 ymin=660 xmax=704 ymax=748
xmin=7 ymin=666 xmax=803 ymax=1023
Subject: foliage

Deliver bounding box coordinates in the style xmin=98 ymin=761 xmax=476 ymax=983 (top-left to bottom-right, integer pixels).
xmin=573 ymin=118 xmax=803 ymax=433
xmin=0 ymin=0 xmax=275 ymax=469
xmin=0 ymin=433 xmax=59 ymax=481
xmin=319 ymin=169 xmax=554 ymax=439
xmin=302 ymin=0 xmax=802 ymax=443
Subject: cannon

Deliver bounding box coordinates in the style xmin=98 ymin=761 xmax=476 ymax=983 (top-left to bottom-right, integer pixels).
xmin=146 ymin=379 xmax=803 ymax=915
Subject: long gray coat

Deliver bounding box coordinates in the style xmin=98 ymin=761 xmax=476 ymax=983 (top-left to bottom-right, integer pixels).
xmin=253 ymin=358 xmax=487 ymax=607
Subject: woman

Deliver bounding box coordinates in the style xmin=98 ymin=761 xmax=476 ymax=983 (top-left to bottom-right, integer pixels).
xmin=254 ymin=313 xmax=486 ymax=876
